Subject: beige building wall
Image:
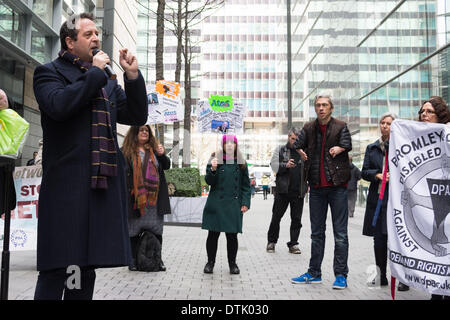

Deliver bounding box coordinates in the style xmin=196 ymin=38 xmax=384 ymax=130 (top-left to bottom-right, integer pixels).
xmin=24 ymin=66 xmax=39 ymax=111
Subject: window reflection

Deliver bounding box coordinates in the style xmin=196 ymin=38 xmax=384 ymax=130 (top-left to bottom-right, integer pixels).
xmin=0 ymin=1 xmax=26 ymax=49
xmin=32 ymin=0 xmax=54 ymax=25
xmin=31 ymin=24 xmax=50 ymax=64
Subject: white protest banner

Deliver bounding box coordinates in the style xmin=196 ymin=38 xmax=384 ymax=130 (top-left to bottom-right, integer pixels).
xmin=0 ymin=165 xmax=40 ymax=251
xmin=146 ymin=80 xmax=184 ymax=125
xmin=388 ymin=119 xmax=450 ymax=296
xmin=196 ymin=97 xmax=246 ymax=134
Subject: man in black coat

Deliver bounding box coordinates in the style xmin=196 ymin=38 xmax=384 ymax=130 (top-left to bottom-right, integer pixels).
xmin=266 ymin=127 xmax=307 ymax=254
xmin=32 ymin=13 xmax=148 ymax=300
xmin=27 ymin=152 xmax=38 ymax=166
xmin=291 ymin=95 xmax=352 ymax=290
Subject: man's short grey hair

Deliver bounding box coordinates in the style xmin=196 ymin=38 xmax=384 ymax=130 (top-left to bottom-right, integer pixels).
xmin=379 ymin=112 xmax=397 ymax=123
xmin=314 ymin=94 xmax=334 ymax=109
xmin=288 ymin=127 xmax=300 ymax=136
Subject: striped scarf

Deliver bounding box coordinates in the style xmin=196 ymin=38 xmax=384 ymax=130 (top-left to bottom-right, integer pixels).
xmin=58 ymin=50 xmax=117 ymax=189
xmin=132 ymin=149 xmax=160 ymax=216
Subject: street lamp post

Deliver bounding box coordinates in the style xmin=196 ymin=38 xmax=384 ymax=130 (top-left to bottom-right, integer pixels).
xmin=287 ymin=0 xmax=292 ymax=130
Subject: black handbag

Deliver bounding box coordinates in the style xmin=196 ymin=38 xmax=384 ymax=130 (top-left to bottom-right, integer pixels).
xmin=136 ymin=230 xmax=162 ymax=272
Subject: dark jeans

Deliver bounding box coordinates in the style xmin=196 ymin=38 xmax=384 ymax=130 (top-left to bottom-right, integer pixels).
xmin=206 ymin=231 xmax=238 ymax=264
xmin=267 ymin=193 xmax=304 ymax=247
xmin=308 ymin=186 xmax=349 ymax=278
xmin=34 ymin=267 xmax=96 ymax=300
xmin=263 ymin=187 xmax=269 ymax=199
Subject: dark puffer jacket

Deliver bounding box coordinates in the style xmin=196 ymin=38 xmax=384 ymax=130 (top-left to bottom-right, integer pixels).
xmin=294 ymin=117 xmax=352 ymax=186
xmin=270 ymin=143 xmax=307 ymax=197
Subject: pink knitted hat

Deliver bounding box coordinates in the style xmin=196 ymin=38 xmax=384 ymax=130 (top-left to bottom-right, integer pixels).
xmin=222 ymin=134 xmax=238 ymax=145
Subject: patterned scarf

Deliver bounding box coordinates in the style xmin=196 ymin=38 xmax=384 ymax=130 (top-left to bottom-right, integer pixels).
xmin=132 ymin=148 xmax=160 ymax=216
xmin=58 ymin=50 xmax=117 ymax=189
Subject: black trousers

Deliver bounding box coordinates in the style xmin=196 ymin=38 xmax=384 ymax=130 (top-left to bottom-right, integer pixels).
xmin=372 ymin=211 xmax=388 ymax=277
xmin=263 ymin=187 xmax=269 ymax=199
xmin=267 ymin=193 xmax=304 ymax=247
xmin=206 ymin=231 xmax=238 ymax=264
xmin=34 ymin=267 xmax=96 ymax=300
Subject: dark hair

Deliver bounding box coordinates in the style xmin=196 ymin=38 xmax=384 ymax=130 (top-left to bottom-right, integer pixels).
xmin=222 ymin=140 xmax=247 ymax=171
xmin=60 ymin=13 xmax=95 ymax=50
xmin=418 ymin=96 xmax=450 ymax=124
xmin=122 ymin=125 xmax=160 ymax=161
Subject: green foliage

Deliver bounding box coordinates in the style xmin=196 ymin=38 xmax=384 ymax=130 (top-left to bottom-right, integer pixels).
xmin=200 ymin=175 xmax=209 ymax=191
xmin=164 ymin=167 xmax=202 ymax=197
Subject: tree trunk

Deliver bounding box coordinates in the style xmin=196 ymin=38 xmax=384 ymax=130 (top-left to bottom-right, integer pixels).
xmin=156 ymin=0 xmax=165 ymax=145
xmin=172 ymin=0 xmax=183 ymax=168
xmin=182 ymin=6 xmax=191 ymax=168
xmin=156 ymin=0 xmax=165 ymax=81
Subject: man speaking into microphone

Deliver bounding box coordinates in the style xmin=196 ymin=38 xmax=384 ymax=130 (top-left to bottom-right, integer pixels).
xmin=32 ymin=13 xmax=148 ymax=300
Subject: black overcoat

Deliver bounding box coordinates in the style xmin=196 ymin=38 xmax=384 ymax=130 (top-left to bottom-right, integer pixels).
xmin=33 ymin=57 xmax=148 ymax=271
xmin=361 ymin=139 xmax=389 ymax=236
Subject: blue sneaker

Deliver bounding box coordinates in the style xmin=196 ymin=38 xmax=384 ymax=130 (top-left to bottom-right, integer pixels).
xmin=332 ymin=275 xmax=347 ymax=289
xmin=291 ymin=272 xmax=322 ymax=284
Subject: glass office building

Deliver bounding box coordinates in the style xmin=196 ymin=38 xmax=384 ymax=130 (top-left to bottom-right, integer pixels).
xmin=137 ymin=0 xmax=304 ymax=166
xmin=291 ymin=0 xmax=449 ymax=163
xmin=138 ymin=0 xmax=448 ymax=168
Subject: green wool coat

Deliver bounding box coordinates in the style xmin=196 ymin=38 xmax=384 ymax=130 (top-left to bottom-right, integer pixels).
xmin=202 ymin=162 xmax=251 ymax=233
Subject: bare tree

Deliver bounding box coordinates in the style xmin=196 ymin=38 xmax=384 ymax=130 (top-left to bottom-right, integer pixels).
xmin=171 ymin=0 xmax=183 ymax=168
xmin=165 ymin=0 xmax=224 ymax=167
xmin=182 ymin=4 xmax=192 ymax=168
xmin=141 ymin=0 xmax=224 ymax=166
xmin=155 ymin=0 xmax=166 ymax=145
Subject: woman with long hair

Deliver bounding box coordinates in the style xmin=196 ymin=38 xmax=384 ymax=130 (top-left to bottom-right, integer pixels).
xmin=122 ymin=125 xmax=171 ymax=271
xmin=202 ymin=134 xmax=251 ymax=274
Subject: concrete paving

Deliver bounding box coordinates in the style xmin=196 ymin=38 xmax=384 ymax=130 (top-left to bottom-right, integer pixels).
xmin=6 ymin=193 xmax=429 ymax=300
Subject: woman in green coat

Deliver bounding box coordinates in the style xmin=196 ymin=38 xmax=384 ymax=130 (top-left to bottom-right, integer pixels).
xmin=202 ymin=134 xmax=251 ymax=274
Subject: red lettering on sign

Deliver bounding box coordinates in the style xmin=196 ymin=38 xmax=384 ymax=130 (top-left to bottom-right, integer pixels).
xmin=11 ymin=200 xmax=39 ymax=219
xmin=17 ymin=201 xmax=33 ymax=219
xmin=20 ymin=185 xmax=41 ymax=197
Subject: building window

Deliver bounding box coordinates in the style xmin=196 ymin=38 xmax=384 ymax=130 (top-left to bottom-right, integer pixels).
xmin=31 ymin=24 xmax=51 ymax=63
xmin=0 ymin=2 xmax=27 ymax=49
xmin=33 ymin=0 xmax=54 ymax=25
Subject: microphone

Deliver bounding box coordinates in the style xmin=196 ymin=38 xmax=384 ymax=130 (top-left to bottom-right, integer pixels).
xmin=92 ymin=49 xmax=117 ymax=80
